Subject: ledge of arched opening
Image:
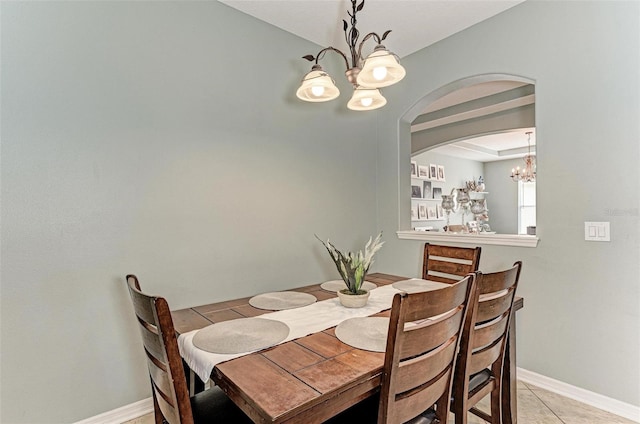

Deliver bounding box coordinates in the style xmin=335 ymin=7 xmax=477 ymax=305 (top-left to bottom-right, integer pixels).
xmin=396 ymin=73 xmax=539 ymax=248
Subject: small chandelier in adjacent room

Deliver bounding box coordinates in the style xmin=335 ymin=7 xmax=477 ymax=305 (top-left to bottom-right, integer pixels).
xmin=511 ymin=131 xmax=536 ymax=182
xmin=295 ymin=0 xmax=406 ymax=111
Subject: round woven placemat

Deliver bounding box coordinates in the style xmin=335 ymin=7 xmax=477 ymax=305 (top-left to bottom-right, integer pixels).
xmin=392 ymin=279 xmax=450 ymax=294
xmin=335 ymin=317 xmax=390 ymax=353
xmin=248 ymin=291 xmax=317 ymax=310
xmin=193 ymin=318 xmax=289 ymax=354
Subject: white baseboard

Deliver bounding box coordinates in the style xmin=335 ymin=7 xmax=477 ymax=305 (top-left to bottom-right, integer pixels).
xmin=74 ymin=397 xmax=153 ymax=424
xmin=518 ymin=367 xmax=640 ymax=423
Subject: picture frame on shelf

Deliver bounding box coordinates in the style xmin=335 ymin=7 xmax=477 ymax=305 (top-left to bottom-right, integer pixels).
xmin=432 ymin=187 xmax=442 ymax=199
xmin=411 ymin=204 xmax=418 ymax=220
xmin=418 ymin=165 xmax=429 ymax=178
xmin=437 ymin=204 xmax=444 ymax=218
xmin=427 ymin=205 xmax=437 ymax=219
xmin=437 ymin=165 xmax=446 ymax=181
xmin=429 ymin=164 xmax=438 ymax=180
xmin=468 ymin=220 xmax=479 ymax=233
xmin=411 ymin=185 xmax=422 ymax=198
xmin=418 ymin=203 xmax=428 ymax=219
xmin=410 ymin=161 xmax=417 ymax=177
xmin=422 ymin=180 xmax=432 ymax=199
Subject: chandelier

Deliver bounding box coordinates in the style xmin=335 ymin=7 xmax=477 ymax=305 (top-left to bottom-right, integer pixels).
xmin=511 ymin=131 xmax=536 ymax=182
xmin=295 ymin=0 xmax=406 ymax=111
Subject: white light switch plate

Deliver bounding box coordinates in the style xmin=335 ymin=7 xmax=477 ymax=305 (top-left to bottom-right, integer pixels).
xmin=584 ymin=222 xmax=610 ymax=241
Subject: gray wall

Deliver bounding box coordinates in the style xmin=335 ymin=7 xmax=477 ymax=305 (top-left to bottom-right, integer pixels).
xmin=0 ymin=2 xmax=381 ymax=422
xmin=375 ymin=0 xmax=639 ymax=408
xmin=1 ymin=1 xmax=639 ymax=422
xmin=484 ymin=158 xmax=523 ymax=234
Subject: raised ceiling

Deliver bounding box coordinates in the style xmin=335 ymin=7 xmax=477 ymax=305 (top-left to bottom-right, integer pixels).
xmin=412 ymin=81 xmax=536 ymax=162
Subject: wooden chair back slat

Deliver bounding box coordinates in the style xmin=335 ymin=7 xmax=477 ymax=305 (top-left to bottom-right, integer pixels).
xmin=427 ymin=259 xmax=473 ymax=277
xmin=475 ymin=288 xmax=516 ymax=324
xmin=391 ymin=368 xmax=452 ymax=424
xmin=126 ymin=276 xmax=194 ymax=424
xmin=401 ymin=282 xmax=470 ymax=322
xmin=426 ymin=274 xmax=459 ymax=285
xmin=468 ymin=339 xmax=503 ymax=376
xmin=379 ymin=275 xmax=476 ymax=424
xmin=427 ymin=245 xmax=480 ymax=261
xmin=422 ymin=243 xmax=481 ymax=284
xmin=154 ymin=385 xmax=181 ymax=424
xmin=471 ymin=312 xmax=510 ymax=350
xmin=399 ymin=308 xmax=464 ymax=359
xmin=139 ymin=321 xmax=167 ymax=363
xmin=451 ymin=261 xmax=522 ymax=423
xmin=146 ymin=350 xmax=173 ymax=401
xmin=395 ymin=335 xmax=458 ymax=393
xmin=477 ymin=265 xmax=520 ymax=295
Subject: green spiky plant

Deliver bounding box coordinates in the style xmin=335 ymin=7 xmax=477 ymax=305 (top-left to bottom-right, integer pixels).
xmin=316 ymin=233 xmax=384 ymax=295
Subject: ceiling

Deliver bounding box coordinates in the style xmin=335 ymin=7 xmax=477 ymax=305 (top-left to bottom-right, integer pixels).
xmin=218 ymin=0 xmax=525 ymax=58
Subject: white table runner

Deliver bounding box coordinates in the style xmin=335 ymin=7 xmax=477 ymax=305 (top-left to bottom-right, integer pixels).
xmin=178 ymin=284 xmax=403 ymax=382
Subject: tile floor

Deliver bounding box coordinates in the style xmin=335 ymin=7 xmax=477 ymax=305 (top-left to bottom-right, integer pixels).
xmin=123 ymin=381 xmax=637 ymax=424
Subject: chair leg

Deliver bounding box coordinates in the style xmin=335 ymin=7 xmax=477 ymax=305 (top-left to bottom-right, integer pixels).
xmin=490 ymin=387 xmax=502 ymax=424
xmin=454 ymin=399 xmax=468 ymax=424
xmin=435 ymin=391 xmax=450 ymax=424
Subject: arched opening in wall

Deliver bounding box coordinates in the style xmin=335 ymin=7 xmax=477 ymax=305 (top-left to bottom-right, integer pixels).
xmin=403 ymin=75 xmax=537 ymax=242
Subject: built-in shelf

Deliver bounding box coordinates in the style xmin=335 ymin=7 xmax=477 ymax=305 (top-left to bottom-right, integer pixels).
xmin=411 ymin=198 xmax=442 ymax=201
xmin=396 ymin=230 xmax=539 ymax=248
xmin=411 ymin=218 xmax=444 ymax=222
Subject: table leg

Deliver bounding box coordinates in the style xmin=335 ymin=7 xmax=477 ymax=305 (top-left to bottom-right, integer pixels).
xmin=502 ymin=311 xmax=517 ymax=424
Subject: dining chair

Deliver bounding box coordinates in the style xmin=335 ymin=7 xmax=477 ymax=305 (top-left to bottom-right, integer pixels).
xmin=450 ymin=262 xmax=522 ymax=424
xmin=422 ymin=243 xmax=481 ymax=284
xmin=125 ymin=275 xmax=252 ymax=424
xmin=327 ymin=274 xmax=477 ymax=424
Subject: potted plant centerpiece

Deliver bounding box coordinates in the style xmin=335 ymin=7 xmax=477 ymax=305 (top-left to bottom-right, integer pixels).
xmin=316 ymin=233 xmax=384 ymax=308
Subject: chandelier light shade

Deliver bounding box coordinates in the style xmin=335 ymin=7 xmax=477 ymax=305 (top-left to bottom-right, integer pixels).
xmin=357 ymin=45 xmax=406 ymax=88
xmin=296 ymin=0 xmax=406 ymax=111
xmin=511 ymin=132 xmax=536 ymax=182
xmin=295 ymin=65 xmax=340 ymax=102
xmin=347 ymin=87 xmax=387 ymax=111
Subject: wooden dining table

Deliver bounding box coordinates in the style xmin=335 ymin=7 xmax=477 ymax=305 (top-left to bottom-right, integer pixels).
xmin=171 ymin=272 xmax=524 ymax=424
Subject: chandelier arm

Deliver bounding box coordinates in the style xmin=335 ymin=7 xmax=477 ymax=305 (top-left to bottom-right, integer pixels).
xmin=356 ymin=32 xmax=385 ymax=63
xmin=312 ymin=47 xmax=351 ymax=72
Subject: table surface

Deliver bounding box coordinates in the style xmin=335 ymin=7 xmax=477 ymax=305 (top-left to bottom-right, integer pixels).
xmin=172 ymin=273 xmax=524 ymax=424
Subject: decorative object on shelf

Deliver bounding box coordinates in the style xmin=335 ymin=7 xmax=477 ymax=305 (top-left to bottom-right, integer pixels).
xmin=437 ymin=165 xmax=446 ymax=181
xmin=477 ymin=176 xmax=485 ymax=191
xmin=456 ymin=188 xmax=471 ymax=228
xmin=470 ymin=199 xmax=487 ymax=221
xmin=441 ymin=195 xmax=455 ymax=231
xmin=511 ymin=131 xmax=536 ymax=182
xmin=316 ymin=232 xmax=384 ymax=308
xmin=410 ymin=161 xmax=417 ymax=177
xmin=418 ymin=165 xmax=429 ymax=178
xmin=296 ymin=0 xmax=405 ymax=111
xmin=465 ymin=176 xmax=485 ymax=192
xmin=411 ymin=185 xmax=422 ymax=198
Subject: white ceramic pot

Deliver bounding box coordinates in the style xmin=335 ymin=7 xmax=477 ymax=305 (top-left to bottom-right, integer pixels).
xmin=337 ymin=289 xmax=370 ymax=308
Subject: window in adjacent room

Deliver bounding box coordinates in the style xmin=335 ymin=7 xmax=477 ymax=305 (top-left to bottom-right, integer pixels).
xmin=518 ymin=181 xmax=536 ymax=234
